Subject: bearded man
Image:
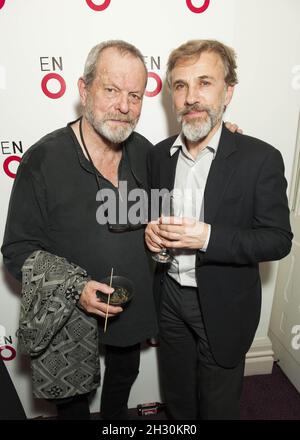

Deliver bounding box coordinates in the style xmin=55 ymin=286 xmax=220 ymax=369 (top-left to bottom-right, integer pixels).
xmin=145 ymin=40 xmax=292 ymax=420
xmin=1 ymin=40 xmax=157 ymax=420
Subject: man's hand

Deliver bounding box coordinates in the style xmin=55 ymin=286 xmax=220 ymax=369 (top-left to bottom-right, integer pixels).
xmin=79 ymin=280 xmax=123 ymax=318
xmin=145 ymin=221 xmax=164 ymax=253
xmin=225 ymin=121 xmax=243 ymax=134
xmin=158 ymin=217 xmax=209 ymax=250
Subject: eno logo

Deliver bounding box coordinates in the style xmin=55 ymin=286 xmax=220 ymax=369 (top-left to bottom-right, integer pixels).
xmin=0 ymin=327 xmax=17 ymax=361
xmin=0 ymin=345 xmax=16 ymax=361
xmin=41 ymin=73 xmax=66 ymax=99
xmin=86 ymin=0 xmax=111 ymax=11
xmin=186 ymin=0 xmax=210 ymax=14
xmin=145 ymin=72 xmax=162 ymax=98
xmin=3 ymin=155 xmax=22 ymax=179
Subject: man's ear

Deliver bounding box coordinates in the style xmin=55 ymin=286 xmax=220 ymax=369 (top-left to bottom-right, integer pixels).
xmin=78 ymin=77 xmax=88 ymax=106
xmin=224 ymin=85 xmax=235 ymax=107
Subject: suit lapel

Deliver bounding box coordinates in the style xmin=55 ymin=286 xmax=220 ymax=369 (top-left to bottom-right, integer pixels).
xmin=204 ymin=125 xmax=239 ymax=223
xmin=160 ymin=147 xmax=180 ymax=192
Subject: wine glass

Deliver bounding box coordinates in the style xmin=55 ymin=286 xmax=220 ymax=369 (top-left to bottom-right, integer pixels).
xmin=152 ymin=193 xmax=182 ymax=264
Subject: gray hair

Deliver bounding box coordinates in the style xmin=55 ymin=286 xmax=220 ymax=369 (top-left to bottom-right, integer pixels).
xmin=83 ymin=40 xmax=147 ymax=86
xmin=167 ymin=39 xmax=238 ymax=88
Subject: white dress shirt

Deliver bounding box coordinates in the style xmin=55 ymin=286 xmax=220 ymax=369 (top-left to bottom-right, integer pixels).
xmin=167 ymin=123 xmax=222 ymax=287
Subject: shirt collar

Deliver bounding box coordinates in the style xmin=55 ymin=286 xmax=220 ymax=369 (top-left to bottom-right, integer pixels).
xmin=170 ymin=122 xmax=223 ymax=158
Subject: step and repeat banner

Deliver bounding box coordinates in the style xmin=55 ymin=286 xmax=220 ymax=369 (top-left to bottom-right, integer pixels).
xmin=0 ymin=0 xmax=299 ymax=418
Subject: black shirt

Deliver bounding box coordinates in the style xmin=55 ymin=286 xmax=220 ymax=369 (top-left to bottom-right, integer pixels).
xmin=1 ymin=122 xmax=157 ymax=346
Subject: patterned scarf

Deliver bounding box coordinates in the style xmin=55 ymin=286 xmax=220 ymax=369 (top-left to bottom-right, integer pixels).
xmin=18 ymin=250 xmax=100 ymax=399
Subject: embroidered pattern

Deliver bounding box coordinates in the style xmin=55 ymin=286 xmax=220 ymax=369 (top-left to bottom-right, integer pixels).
xmin=18 ymin=250 xmax=100 ymax=399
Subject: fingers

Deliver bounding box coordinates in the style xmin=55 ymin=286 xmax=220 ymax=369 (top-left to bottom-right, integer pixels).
xmin=96 ymin=301 xmax=123 ymax=318
xmin=225 ymin=121 xmax=243 ymax=134
xmin=79 ymin=280 xmax=123 ymax=317
xmin=145 ymin=219 xmax=203 ymax=252
xmin=159 ymin=221 xmax=208 ymax=249
xmin=146 ymin=239 xmax=162 ymax=252
xmin=145 ymin=221 xmax=163 ymax=251
xmin=161 ymin=239 xmax=181 ymax=249
xmin=84 ymin=296 xmax=123 ymax=318
xmin=159 ymin=224 xmax=183 ymax=234
xmin=158 ymin=223 xmax=183 ymax=248
xmin=225 ymin=121 xmax=237 ymax=132
xmin=89 ymin=280 xmax=114 ymax=295
xmin=159 ymin=229 xmax=181 ymax=241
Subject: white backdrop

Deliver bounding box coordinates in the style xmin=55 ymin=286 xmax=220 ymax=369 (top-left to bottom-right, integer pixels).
xmin=0 ymin=0 xmax=299 ymax=418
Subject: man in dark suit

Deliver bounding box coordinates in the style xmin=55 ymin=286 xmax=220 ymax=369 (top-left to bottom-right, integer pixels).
xmin=145 ymin=39 xmax=292 ymax=420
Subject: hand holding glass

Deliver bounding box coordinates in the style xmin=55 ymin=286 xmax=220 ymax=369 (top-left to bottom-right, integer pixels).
xmin=152 ymin=194 xmax=182 ymax=264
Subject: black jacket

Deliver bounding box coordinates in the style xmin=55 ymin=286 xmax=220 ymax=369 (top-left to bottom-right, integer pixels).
xmin=148 ymin=124 xmax=293 ymax=367
xmin=2 ymin=121 xmax=158 ymax=346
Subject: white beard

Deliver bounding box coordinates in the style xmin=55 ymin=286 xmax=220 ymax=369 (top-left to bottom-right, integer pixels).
xmin=177 ymin=93 xmax=226 ymax=143
xmin=85 ymin=103 xmax=137 ymax=144
xmin=181 ymin=116 xmax=213 ymax=142
xmin=95 ymin=119 xmax=135 ymax=144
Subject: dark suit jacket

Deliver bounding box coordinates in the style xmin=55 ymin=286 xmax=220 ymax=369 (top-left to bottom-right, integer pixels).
xmin=148 ymin=124 xmax=293 ymax=368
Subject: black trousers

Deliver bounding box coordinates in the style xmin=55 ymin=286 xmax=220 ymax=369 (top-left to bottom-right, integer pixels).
xmin=158 ymin=274 xmax=245 ymax=420
xmin=100 ymin=343 xmax=140 ymax=419
xmin=55 ymin=393 xmax=90 ymax=420
xmin=54 ymin=343 xmax=140 ymax=420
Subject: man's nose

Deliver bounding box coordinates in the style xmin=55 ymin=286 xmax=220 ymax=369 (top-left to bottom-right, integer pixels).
xmin=185 ymin=84 xmax=200 ymax=106
xmin=116 ymin=92 xmax=130 ymax=114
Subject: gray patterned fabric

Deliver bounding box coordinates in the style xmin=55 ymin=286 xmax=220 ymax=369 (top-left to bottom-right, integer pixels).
xmin=18 ymin=250 xmax=100 ymax=399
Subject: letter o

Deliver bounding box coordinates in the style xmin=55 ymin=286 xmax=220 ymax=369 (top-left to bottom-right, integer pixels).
xmin=0 ymin=345 xmax=16 ymax=361
xmin=145 ymin=72 xmax=162 ymax=98
xmin=3 ymin=155 xmax=21 ymax=179
xmin=86 ymin=0 xmax=111 ymax=11
xmin=186 ymin=0 xmax=210 ymax=14
xmin=41 ymin=73 xmax=66 ymax=99
xmin=0 ymin=0 xmax=5 ymax=10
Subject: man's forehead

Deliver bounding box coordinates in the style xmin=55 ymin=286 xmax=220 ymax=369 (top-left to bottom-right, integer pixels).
xmin=95 ymin=48 xmax=146 ymax=82
xmin=96 ymin=47 xmax=140 ymax=70
xmin=172 ymin=51 xmax=225 ymax=78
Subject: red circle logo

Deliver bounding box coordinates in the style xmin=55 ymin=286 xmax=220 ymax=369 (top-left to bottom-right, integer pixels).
xmin=0 ymin=345 xmax=16 ymax=361
xmin=186 ymin=0 xmax=210 ymax=14
xmin=3 ymin=155 xmax=22 ymax=179
xmin=145 ymin=72 xmax=162 ymax=98
xmin=86 ymin=0 xmax=111 ymax=11
xmin=41 ymin=73 xmax=66 ymax=99
xmin=0 ymin=0 xmax=6 ymax=10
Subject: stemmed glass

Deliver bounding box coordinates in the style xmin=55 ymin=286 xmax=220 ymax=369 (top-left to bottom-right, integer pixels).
xmin=152 ymin=193 xmax=182 ymax=264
